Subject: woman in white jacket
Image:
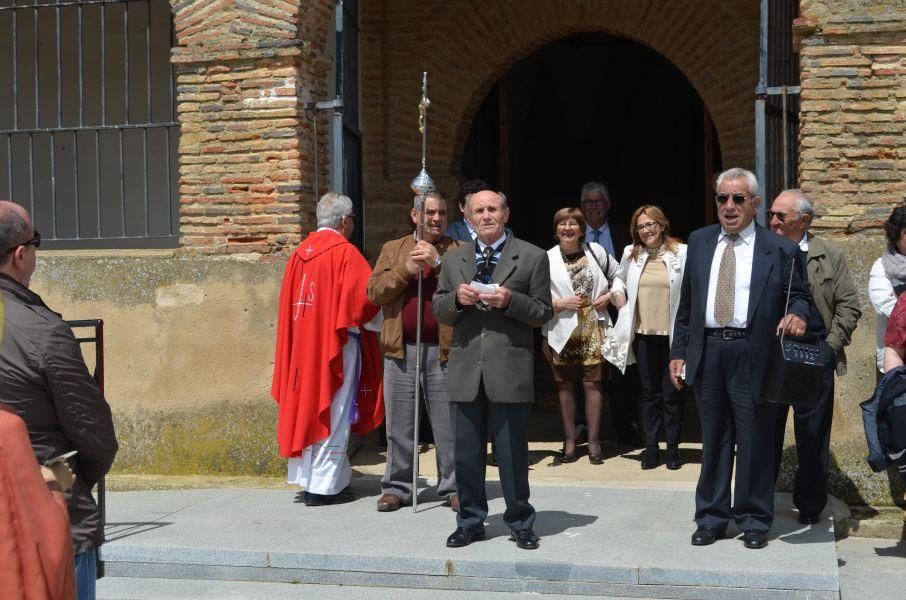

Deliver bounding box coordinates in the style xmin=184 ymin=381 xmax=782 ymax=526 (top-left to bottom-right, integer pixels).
xmin=604 ymin=206 xmax=686 ymax=470
xmin=869 ymin=205 xmax=906 ymax=372
xmin=542 ymin=207 xmax=619 ymax=465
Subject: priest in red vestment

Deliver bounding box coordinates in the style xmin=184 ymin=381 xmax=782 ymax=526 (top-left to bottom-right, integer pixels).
xmin=272 ymin=192 xmax=384 ymax=506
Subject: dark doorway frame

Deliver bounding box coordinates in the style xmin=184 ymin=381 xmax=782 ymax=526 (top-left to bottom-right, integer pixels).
xmin=460 ymin=33 xmax=721 ymax=249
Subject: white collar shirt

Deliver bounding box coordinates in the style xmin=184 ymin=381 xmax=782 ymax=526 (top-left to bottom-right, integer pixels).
xmin=799 ymin=234 xmax=809 ymax=252
xmin=476 ymin=233 xmax=507 ymax=253
xmin=705 ymin=220 xmax=756 ymax=329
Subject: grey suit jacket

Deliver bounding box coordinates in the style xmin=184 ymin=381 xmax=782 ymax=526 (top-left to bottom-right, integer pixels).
xmin=433 ymin=236 xmax=553 ymax=404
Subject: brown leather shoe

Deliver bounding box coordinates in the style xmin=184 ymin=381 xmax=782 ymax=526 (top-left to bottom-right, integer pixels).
xmin=376 ymin=493 xmax=402 ymax=512
xmin=448 ymin=495 xmax=459 ymax=512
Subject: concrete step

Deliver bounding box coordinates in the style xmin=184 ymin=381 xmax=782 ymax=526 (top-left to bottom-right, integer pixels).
xmin=97 ymin=577 xmax=652 ymax=599
xmin=99 ymin=479 xmax=841 ymax=599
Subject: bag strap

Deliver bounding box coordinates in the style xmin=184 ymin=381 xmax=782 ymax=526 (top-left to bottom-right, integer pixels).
xmin=585 ymin=243 xmax=613 ymax=286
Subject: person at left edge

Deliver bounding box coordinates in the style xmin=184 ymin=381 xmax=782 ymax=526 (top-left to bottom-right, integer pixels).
xmin=0 ymin=200 xmax=118 ymax=600
xmin=434 ymin=190 xmax=553 ymax=550
xmin=367 ymin=190 xmax=460 ymax=512
xmin=271 ymin=192 xmax=384 ymax=507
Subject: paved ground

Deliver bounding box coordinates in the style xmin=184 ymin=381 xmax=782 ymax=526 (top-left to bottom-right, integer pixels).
xmin=96 ymin=476 xmax=843 ymax=600
xmin=96 ymin=437 xmax=906 ymax=599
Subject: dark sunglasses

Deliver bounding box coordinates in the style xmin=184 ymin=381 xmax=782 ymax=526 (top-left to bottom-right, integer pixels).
xmin=715 ymin=193 xmax=748 ymax=204
xmin=767 ymin=210 xmax=799 ymax=223
xmin=4 ymin=230 xmax=40 ymax=254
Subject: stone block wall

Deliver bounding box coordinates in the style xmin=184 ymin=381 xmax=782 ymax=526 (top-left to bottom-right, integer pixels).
xmin=797 ymin=1 xmax=906 ymax=234
xmin=170 ymin=0 xmax=333 ymax=256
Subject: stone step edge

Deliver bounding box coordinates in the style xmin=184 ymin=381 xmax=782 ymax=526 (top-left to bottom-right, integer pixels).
xmin=102 ymin=562 xmax=839 ymax=600
xmin=101 ymin=546 xmax=839 ymax=592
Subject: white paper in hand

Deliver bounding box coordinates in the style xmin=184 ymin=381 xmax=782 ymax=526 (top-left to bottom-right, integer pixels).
xmin=471 ymin=281 xmax=499 ymax=294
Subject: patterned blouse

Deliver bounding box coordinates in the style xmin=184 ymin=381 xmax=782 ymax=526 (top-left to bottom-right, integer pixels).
xmin=552 ymin=250 xmax=604 ymax=366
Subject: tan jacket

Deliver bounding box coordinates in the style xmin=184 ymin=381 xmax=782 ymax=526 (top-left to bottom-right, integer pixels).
xmin=367 ymin=234 xmax=461 ymax=362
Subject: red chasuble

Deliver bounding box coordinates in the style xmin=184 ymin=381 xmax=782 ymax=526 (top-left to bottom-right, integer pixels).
xmin=271 ymin=229 xmax=384 ymax=458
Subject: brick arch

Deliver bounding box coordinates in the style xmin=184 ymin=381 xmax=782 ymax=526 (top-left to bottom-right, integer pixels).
xmin=435 ymin=6 xmax=758 ymax=179
xmin=359 ymin=0 xmax=759 ymax=249
xmin=448 ymin=26 xmax=733 ymax=178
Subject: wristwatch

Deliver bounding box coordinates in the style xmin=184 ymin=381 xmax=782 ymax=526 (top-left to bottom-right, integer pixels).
xmin=433 ymin=255 xmax=442 ymax=268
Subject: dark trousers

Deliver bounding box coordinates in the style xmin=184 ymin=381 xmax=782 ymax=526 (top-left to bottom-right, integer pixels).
xmin=607 ymin=366 xmax=641 ymax=445
xmin=772 ymin=365 xmax=835 ymax=517
xmin=453 ymin=382 xmax=534 ymax=531
xmin=633 ymin=334 xmax=683 ymax=449
xmin=694 ymin=336 xmax=777 ymax=533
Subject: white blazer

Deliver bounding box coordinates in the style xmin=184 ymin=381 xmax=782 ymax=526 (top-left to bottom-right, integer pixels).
xmin=542 ymin=242 xmax=619 ymax=354
xmin=603 ymin=243 xmax=687 ymax=373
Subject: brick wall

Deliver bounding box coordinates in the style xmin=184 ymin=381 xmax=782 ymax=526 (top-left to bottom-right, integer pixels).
xmin=170 ymin=0 xmax=332 ymax=256
xmin=797 ymin=1 xmax=906 ymax=233
xmin=360 ymin=0 xmax=760 ymax=256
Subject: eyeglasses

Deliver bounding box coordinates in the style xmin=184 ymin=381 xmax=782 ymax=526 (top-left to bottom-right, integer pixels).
xmin=3 ymin=230 xmax=40 ymax=254
xmin=767 ymin=210 xmax=800 ymax=223
xmin=344 ymin=214 xmax=357 ymax=224
xmin=636 ymin=222 xmax=659 ymax=233
xmin=715 ymin=193 xmax=748 ymax=204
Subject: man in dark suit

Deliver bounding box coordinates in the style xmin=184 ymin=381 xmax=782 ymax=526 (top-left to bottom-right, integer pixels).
xmin=445 ymin=179 xmax=491 ymax=242
xmin=768 ymin=189 xmax=861 ymax=525
xmin=580 ymin=181 xmax=631 ymax=260
xmin=669 ymin=168 xmax=810 ymax=550
xmin=434 ymin=190 xmax=552 ymax=550
xmin=580 ymin=181 xmax=637 ymax=445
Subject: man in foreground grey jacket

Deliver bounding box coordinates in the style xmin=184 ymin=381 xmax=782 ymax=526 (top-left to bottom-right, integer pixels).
xmin=0 ymin=200 xmax=118 ymax=600
xmin=434 ymin=190 xmax=552 ymax=550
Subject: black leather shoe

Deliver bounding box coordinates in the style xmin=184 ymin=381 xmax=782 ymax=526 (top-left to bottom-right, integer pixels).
xmin=742 ymin=530 xmax=768 ymax=549
xmin=303 ymin=487 xmax=355 ymax=506
xmin=640 ymin=448 xmax=659 ymax=470
xmin=665 ymin=446 xmax=682 ymax=470
xmin=798 ymin=512 xmax=821 ymax=525
xmin=691 ymin=526 xmax=724 ymax=546
xmin=509 ymin=528 xmax=540 ymax=550
xmin=446 ymin=526 xmax=486 ymax=548
xmin=552 ymin=448 xmax=580 ymax=466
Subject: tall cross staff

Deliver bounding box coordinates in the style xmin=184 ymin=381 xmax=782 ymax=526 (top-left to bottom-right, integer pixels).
xmin=410 ymin=71 xmax=435 ymax=513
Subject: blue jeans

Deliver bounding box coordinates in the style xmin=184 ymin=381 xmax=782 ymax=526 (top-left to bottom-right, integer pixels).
xmin=74 ymin=549 xmax=97 ymax=600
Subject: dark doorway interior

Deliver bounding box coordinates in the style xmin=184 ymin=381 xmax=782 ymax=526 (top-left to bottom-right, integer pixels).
xmin=461 ymin=33 xmax=722 ymax=248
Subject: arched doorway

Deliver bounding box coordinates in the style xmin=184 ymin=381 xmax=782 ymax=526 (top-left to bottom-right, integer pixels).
xmin=460 ymin=33 xmax=721 ymax=248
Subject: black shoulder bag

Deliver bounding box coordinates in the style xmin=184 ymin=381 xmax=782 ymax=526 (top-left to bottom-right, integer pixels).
xmin=761 ymin=255 xmax=825 ymax=409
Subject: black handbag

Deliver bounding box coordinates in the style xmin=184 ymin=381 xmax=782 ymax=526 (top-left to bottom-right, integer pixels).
xmin=761 ymin=256 xmax=825 ymax=409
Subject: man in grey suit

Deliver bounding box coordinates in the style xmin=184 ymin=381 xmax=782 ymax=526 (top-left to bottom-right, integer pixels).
xmin=434 ymin=190 xmax=552 ymax=550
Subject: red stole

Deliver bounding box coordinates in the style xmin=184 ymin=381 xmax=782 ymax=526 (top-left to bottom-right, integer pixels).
xmin=271 ymin=230 xmax=383 ymax=457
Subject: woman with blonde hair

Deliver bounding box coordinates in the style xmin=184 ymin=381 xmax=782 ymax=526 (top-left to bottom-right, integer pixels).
xmin=542 ymin=207 xmax=619 ymax=465
xmin=604 ymin=205 xmax=687 ymax=470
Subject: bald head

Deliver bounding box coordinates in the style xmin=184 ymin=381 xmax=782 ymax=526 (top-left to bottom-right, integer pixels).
xmin=0 ymin=201 xmax=36 ymax=285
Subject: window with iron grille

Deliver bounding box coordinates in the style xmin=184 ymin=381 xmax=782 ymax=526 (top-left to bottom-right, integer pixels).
xmin=0 ymin=0 xmax=179 ymax=249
